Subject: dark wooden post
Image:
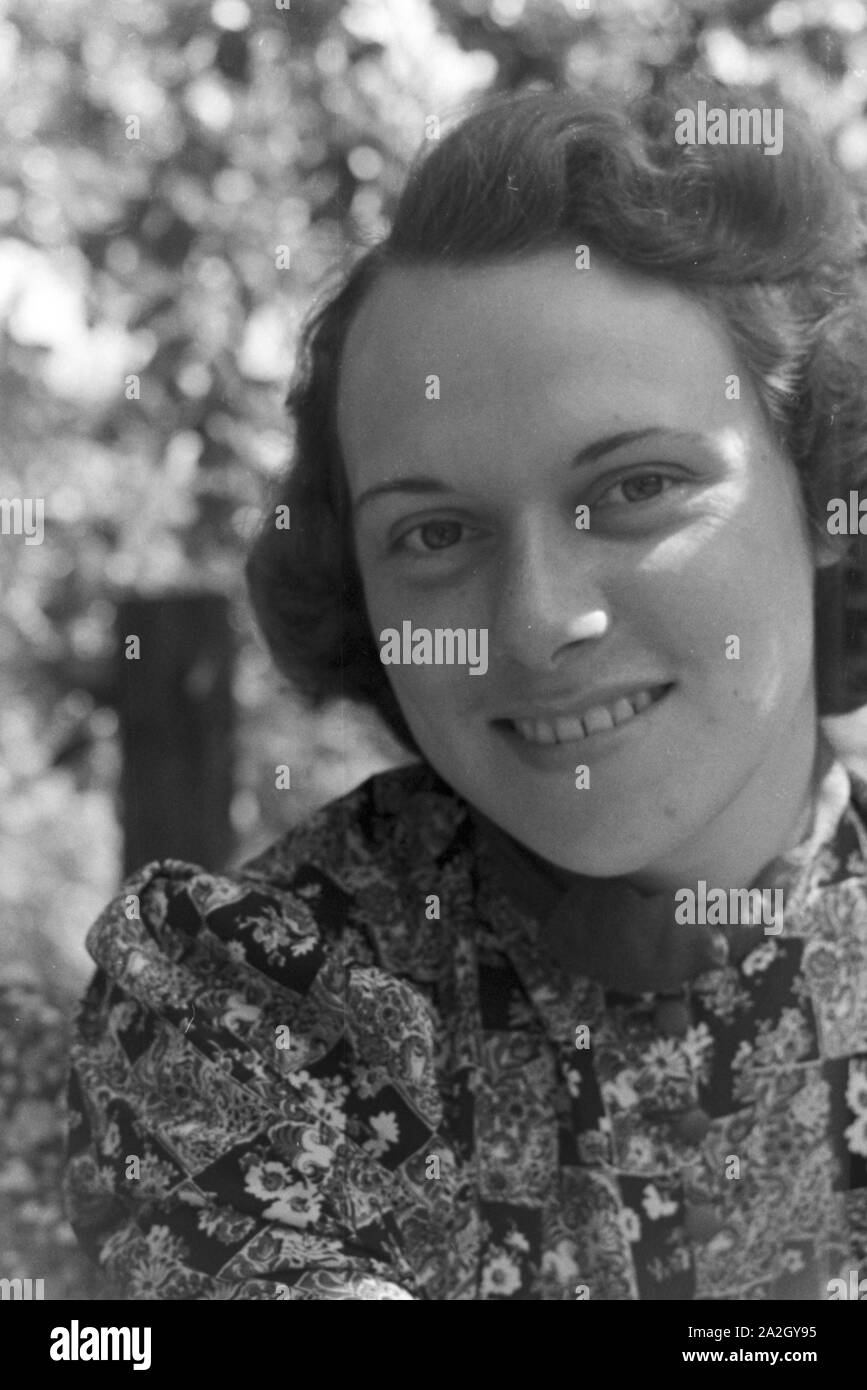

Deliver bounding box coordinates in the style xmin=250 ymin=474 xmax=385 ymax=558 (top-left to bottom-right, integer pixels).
xmin=116 ymin=593 xmax=235 ymax=876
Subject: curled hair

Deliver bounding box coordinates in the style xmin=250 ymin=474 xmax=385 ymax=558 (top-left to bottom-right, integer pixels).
xmin=246 ymin=77 xmax=867 ymax=750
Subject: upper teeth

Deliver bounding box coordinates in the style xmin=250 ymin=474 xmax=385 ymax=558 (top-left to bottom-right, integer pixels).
xmin=512 ymin=688 xmax=658 ymax=744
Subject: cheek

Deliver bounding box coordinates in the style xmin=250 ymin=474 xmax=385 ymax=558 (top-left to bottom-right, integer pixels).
xmin=365 ymin=569 xmax=481 ymax=622
xmin=361 ymin=566 xmax=489 ymax=704
xmin=362 ymin=573 xmax=455 ymax=646
xmin=707 ymin=526 xmax=815 ymax=679
xmin=638 ymin=502 xmax=814 ymax=656
xmin=386 ymin=666 xmax=480 ymax=728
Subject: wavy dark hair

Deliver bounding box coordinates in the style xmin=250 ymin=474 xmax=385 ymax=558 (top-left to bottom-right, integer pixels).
xmin=246 ymin=76 xmax=867 ymax=753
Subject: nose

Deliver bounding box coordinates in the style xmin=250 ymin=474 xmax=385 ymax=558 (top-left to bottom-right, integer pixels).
xmin=490 ymin=518 xmax=611 ymax=670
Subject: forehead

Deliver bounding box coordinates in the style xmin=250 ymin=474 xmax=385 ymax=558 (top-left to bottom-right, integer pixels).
xmin=336 ymin=251 xmax=749 ymax=478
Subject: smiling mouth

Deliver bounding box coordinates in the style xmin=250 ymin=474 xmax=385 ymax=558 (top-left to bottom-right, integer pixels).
xmin=495 ymin=683 xmax=673 ymax=745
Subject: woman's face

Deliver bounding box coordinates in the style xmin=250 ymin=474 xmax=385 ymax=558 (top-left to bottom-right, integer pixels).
xmin=337 ymin=250 xmax=820 ymax=886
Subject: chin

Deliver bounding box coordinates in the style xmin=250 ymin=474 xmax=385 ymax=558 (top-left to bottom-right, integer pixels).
xmin=485 ymin=807 xmax=654 ymax=879
xmin=535 ymin=840 xmax=656 ymax=880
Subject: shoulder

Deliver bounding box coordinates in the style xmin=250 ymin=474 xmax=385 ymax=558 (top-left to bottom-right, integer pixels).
xmin=241 ymin=759 xmax=470 ymax=887
xmin=66 ymin=763 xmax=472 ymax=1298
xmin=81 ymin=760 xmax=470 ymax=1005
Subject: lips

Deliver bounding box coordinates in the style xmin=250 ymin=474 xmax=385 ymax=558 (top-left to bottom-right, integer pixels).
xmin=497 ymin=683 xmax=672 ymax=745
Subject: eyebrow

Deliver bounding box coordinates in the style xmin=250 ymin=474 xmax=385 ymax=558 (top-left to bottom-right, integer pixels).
xmin=351 ymin=427 xmax=708 ymax=513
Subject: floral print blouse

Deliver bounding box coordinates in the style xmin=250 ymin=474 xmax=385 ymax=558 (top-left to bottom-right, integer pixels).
xmin=64 ymin=755 xmax=867 ymax=1300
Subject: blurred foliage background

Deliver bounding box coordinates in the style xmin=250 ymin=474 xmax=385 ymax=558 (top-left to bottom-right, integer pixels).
xmin=5 ymin=0 xmax=867 ymax=1296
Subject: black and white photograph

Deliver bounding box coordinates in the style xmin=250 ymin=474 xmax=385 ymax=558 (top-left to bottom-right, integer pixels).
xmin=2 ymin=0 xmax=867 ymax=1348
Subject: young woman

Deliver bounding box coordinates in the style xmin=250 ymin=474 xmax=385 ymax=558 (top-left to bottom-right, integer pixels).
xmin=65 ymin=79 xmax=867 ymax=1300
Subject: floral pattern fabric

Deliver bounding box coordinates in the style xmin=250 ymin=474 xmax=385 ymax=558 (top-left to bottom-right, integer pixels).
xmin=64 ymin=757 xmax=867 ymax=1299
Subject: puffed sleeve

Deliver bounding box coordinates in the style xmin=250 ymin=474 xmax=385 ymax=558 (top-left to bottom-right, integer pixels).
xmin=63 ymin=858 xmax=422 ymax=1300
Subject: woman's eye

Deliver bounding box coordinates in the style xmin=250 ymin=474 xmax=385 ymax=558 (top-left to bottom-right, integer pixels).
xmin=394 ymin=519 xmax=467 ymax=554
xmin=598 ymin=472 xmax=676 ymax=506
